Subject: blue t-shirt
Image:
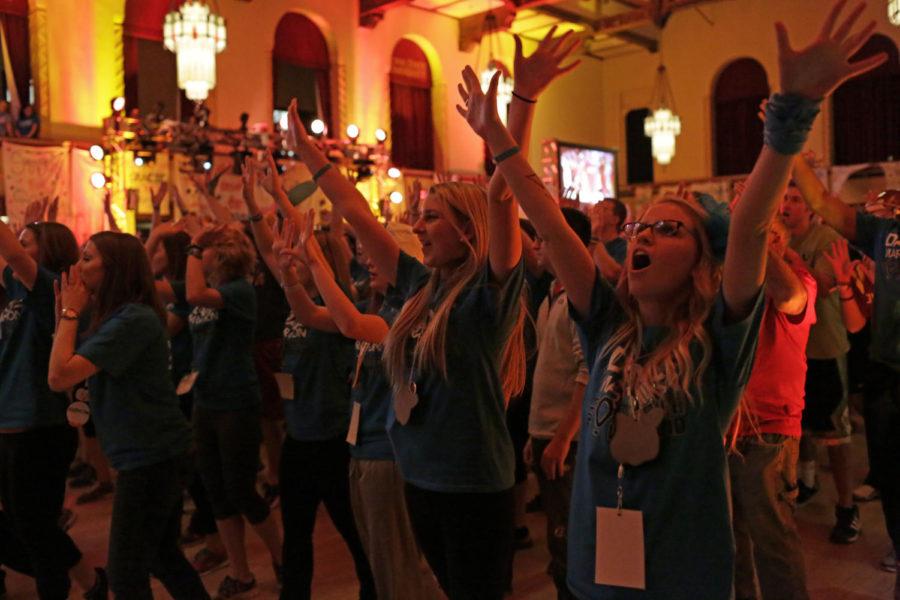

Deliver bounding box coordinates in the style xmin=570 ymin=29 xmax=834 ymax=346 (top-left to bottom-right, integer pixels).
xmin=567 ymin=271 xmax=764 ymax=600
xmin=0 ymin=266 xmax=68 ymax=429
xmin=167 ymin=280 xmax=193 ymax=387
xmin=189 ymin=278 xmax=260 ymax=410
xmin=76 ymin=303 xmax=192 ymax=471
xmin=349 ymin=297 xmax=403 ymax=461
xmin=855 ymin=212 xmax=900 ymax=371
xmin=282 ymin=301 xmax=356 ymax=441
xmin=604 ymin=237 xmax=628 ymax=265
xmin=386 ymin=252 xmax=525 ymax=493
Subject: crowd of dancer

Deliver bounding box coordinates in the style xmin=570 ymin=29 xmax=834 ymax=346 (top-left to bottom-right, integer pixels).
xmin=0 ymin=2 xmax=897 ymax=599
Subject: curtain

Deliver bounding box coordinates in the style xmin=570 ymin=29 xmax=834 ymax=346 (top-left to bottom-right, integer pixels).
xmin=0 ymin=13 xmax=28 ymax=105
xmin=273 ymin=14 xmax=332 ymax=131
xmin=713 ymin=58 xmax=769 ymax=176
xmin=389 ymin=82 xmax=433 ymax=170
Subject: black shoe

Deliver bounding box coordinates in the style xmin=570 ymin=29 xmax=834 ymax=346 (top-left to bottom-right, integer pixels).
xmin=830 ymin=504 xmax=861 ymax=544
xmin=83 ymin=567 xmax=108 ymax=600
xmin=513 ymin=526 xmax=533 ymax=550
xmin=797 ymin=480 xmax=818 ymax=505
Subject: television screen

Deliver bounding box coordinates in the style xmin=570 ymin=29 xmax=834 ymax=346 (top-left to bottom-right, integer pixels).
xmin=558 ymin=142 xmax=617 ymax=204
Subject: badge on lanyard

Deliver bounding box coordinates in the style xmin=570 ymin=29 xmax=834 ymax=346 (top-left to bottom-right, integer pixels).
xmin=595 ymin=465 xmax=646 ymax=589
xmin=346 ymin=401 xmax=362 ymax=445
xmin=67 ymin=388 xmax=91 ymax=427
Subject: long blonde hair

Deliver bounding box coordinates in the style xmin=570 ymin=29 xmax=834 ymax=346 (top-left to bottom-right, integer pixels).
xmin=383 ymin=182 xmax=526 ymax=400
xmin=602 ymin=196 xmax=722 ymax=410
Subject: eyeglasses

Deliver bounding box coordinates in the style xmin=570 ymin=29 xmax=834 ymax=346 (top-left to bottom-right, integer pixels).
xmin=621 ymin=219 xmax=686 ymax=239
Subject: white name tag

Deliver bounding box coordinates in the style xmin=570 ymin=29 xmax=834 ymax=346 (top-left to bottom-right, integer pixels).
xmin=274 ymin=372 xmax=294 ymax=401
xmin=346 ymin=401 xmax=361 ymax=446
xmin=595 ymin=507 xmax=645 ymax=590
xmin=176 ymin=371 xmax=199 ymax=396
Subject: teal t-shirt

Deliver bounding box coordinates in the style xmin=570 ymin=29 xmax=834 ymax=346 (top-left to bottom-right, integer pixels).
xmin=167 ymin=280 xmax=193 ymax=387
xmin=189 ymin=278 xmax=260 ymax=410
xmin=567 ymin=271 xmax=764 ymax=600
xmin=855 ymin=212 xmax=900 ymax=371
xmin=282 ymin=301 xmax=355 ymax=441
xmin=76 ymin=303 xmax=192 ymax=471
xmin=349 ymin=297 xmax=403 ymax=461
xmin=0 ymin=266 xmax=68 ymax=429
xmin=386 ymin=252 xmax=525 ymax=493
xmin=604 ymin=237 xmax=627 ymax=265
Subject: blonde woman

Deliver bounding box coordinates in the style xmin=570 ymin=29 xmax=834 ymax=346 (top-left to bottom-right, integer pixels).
xmin=458 ymin=2 xmax=884 ymax=597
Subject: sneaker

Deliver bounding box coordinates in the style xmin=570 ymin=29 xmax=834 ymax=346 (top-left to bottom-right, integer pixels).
xmin=797 ymin=480 xmax=818 ymax=505
xmin=853 ymin=483 xmax=880 ymax=502
xmin=191 ymin=548 xmax=228 ymax=575
xmin=214 ymin=575 xmax=257 ymax=599
xmin=513 ymin=526 xmax=533 ymax=550
xmin=59 ymin=508 xmax=77 ymax=532
xmin=881 ymin=549 xmax=897 ymax=573
xmin=179 ymin=527 xmax=204 ymax=547
xmin=76 ymin=482 xmax=114 ymax=505
xmin=70 ymin=468 xmax=97 ymax=489
xmin=83 ymin=567 xmax=108 ymax=600
xmin=262 ymin=483 xmax=279 ymax=508
xmin=830 ymin=504 xmax=861 ymax=544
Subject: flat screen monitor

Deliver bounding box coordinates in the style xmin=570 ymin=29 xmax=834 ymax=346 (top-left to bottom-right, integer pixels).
xmin=557 ymin=142 xmax=617 ymax=204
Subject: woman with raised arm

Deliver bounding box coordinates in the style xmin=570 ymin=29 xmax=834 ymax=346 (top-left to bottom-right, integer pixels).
xmin=0 ymin=218 xmax=107 ymax=599
xmin=47 ymin=232 xmax=208 ymax=600
xmin=285 ymin=28 xmax=578 ymax=600
xmin=457 ymin=2 xmax=884 ymax=598
xmin=183 ymin=222 xmax=283 ymax=599
xmin=279 ymin=209 xmax=439 ymax=599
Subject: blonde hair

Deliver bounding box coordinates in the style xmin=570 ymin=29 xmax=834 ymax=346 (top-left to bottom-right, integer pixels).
xmin=207 ymin=225 xmax=256 ymax=287
xmin=383 ymin=182 xmax=526 ymax=400
xmin=314 ymin=229 xmax=353 ymax=295
xmin=602 ymin=196 xmax=721 ymax=410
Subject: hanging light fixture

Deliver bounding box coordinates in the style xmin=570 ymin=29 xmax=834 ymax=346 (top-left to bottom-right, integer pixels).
xmin=478 ymin=12 xmax=513 ymax=123
xmin=164 ymin=1 xmax=227 ymax=101
xmin=644 ymin=64 xmax=681 ymax=165
xmin=889 ymin=0 xmax=900 ymax=26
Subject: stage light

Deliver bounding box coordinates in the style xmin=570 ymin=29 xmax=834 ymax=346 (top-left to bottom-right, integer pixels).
xmin=89 ymin=145 xmax=105 ymax=161
xmin=202 ymin=160 xmax=213 ymax=171
xmin=279 ymin=112 xmax=289 ymax=131
xmin=387 ymin=167 xmax=402 ymax=179
xmin=90 ymin=172 xmax=107 ymax=189
xmin=375 ymin=128 xmax=387 ymax=143
xmin=111 ymin=96 xmax=125 ymax=112
xmin=310 ymin=119 xmax=326 ymax=136
xmin=389 ymin=191 xmax=404 ymax=204
xmin=346 ymin=124 xmax=360 ymax=141
xmin=134 ymin=156 xmax=145 ymax=167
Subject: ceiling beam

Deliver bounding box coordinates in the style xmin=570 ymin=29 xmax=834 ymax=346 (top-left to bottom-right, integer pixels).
xmin=611 ymin=29 xmax=658 ymax=52
xmin=359 ymin=0 xmax=412 ymax=27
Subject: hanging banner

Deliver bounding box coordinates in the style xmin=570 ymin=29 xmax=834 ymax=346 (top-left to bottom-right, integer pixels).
xmin=2 ymin=142 xmax=69 ymax=227
xmin=69 ymin=148 xmax=107 ymax=243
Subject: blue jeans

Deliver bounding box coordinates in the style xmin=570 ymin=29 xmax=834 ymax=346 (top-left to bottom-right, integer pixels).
xmin=107 ymin=455 xmax=210 ymax=600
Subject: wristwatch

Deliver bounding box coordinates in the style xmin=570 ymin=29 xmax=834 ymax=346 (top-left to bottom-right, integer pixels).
xmin=60 ymin=308 xmax=80 ymax=321
xmin=187 ymin=244 xmax=204 ymax=259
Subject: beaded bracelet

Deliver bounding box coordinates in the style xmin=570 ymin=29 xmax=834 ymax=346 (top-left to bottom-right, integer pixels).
xmin=764 ymin=93 xmax=822 ymax=156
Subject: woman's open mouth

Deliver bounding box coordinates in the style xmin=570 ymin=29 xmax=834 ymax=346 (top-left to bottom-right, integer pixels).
xmin=631 ymin=250 xmax=651 ymax=271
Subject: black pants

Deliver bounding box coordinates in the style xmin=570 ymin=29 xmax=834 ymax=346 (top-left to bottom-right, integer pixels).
xmin=864 ymin=362 xmax=900 ymax=555
xmin=532 ymin=438 xmax=577 ymax=600
xmin=404 ymin=483 xmax=514 ymax=600
xmin=108 ymin=455 xmax=210 ymax=600
xmin=193 ymin=405 xmax=270 ymax=523
xmin=0 ymin=425 xmax=82 ymax=600
xmin=279 ymin=435 xmax=375 ymax=600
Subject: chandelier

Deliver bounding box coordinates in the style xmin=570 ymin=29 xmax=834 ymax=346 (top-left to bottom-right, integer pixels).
xmin=890 ymin=0 xmax=900 ymax=26
xmin=164 ymin=1 xmax=227 ymax=101
xmin=478 ymin=13 xmax=513 ymax=123
xmin=644 ymin=64 xmax=681 ymax=165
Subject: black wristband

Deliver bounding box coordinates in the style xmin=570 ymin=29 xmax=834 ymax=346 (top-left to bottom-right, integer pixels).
xmin=512 ymin=91 xmax=536 ymax=104
xmin=248 ymin=213 xmax=263 ymax=223
xmin=312 ymin=163 xmax=333 ymax=182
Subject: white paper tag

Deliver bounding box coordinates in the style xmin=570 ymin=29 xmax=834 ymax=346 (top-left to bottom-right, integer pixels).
xmin=595 ymin=507 xmax=645 ymax=590
xmin=176 ymin=371 xmax=200 ymax=396
xmin=67 ymin=400 xmax=90 ymax=427
xmin=274 ymin=372 xmax=294 ymax=401
xmin=346 ymin=401 xmax=361 ymax=446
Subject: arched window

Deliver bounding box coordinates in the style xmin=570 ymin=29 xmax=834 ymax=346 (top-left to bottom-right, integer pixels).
xmin=273 ymin=14 xmax=332 ymax=133
xmin=626 ymin=108 xmax=653 ymax=184
xmin=833 ymin=34 xmax=900 ymax=165
xmin=712 ymin=58 xmax=769 ymax=176
xmin=0 ymin=0 xmax=31 ymax=108
xmin=123 ymin=0 xmax=190 ymax=119
xmin=389 ymin=39 xmax=434 ymax=170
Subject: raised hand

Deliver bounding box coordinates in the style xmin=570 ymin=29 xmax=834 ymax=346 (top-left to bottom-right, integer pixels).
xmin=824 ymin=237 xmax=854 ymax=285
xmin=776 ymin=0 xmax=886 ymax=99
xmin=287 ymin=98 xmax=312 ymax=150
xmin=60 ymin=264 xmax=90 ymax=314
xmin=150 ymin=182 xmax=169 ymax=213
xmin=23 ymin=199 xmax=45 ymax=224
xmin=512 ymin=26 xmax=582 ymax=100
xmin=47 ymin=196 xmax=59 ymax=222
xmin=171 ymin=185 xmax=190 ymax=216
xmin=241 ymin=156 xmax=258 ymax=209
xmin=456 ymin=66 xmax=502 ymax=140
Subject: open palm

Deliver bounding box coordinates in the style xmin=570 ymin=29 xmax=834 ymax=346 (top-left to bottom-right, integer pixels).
xmin=456 ymin=66 xmax=501 ymax=139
